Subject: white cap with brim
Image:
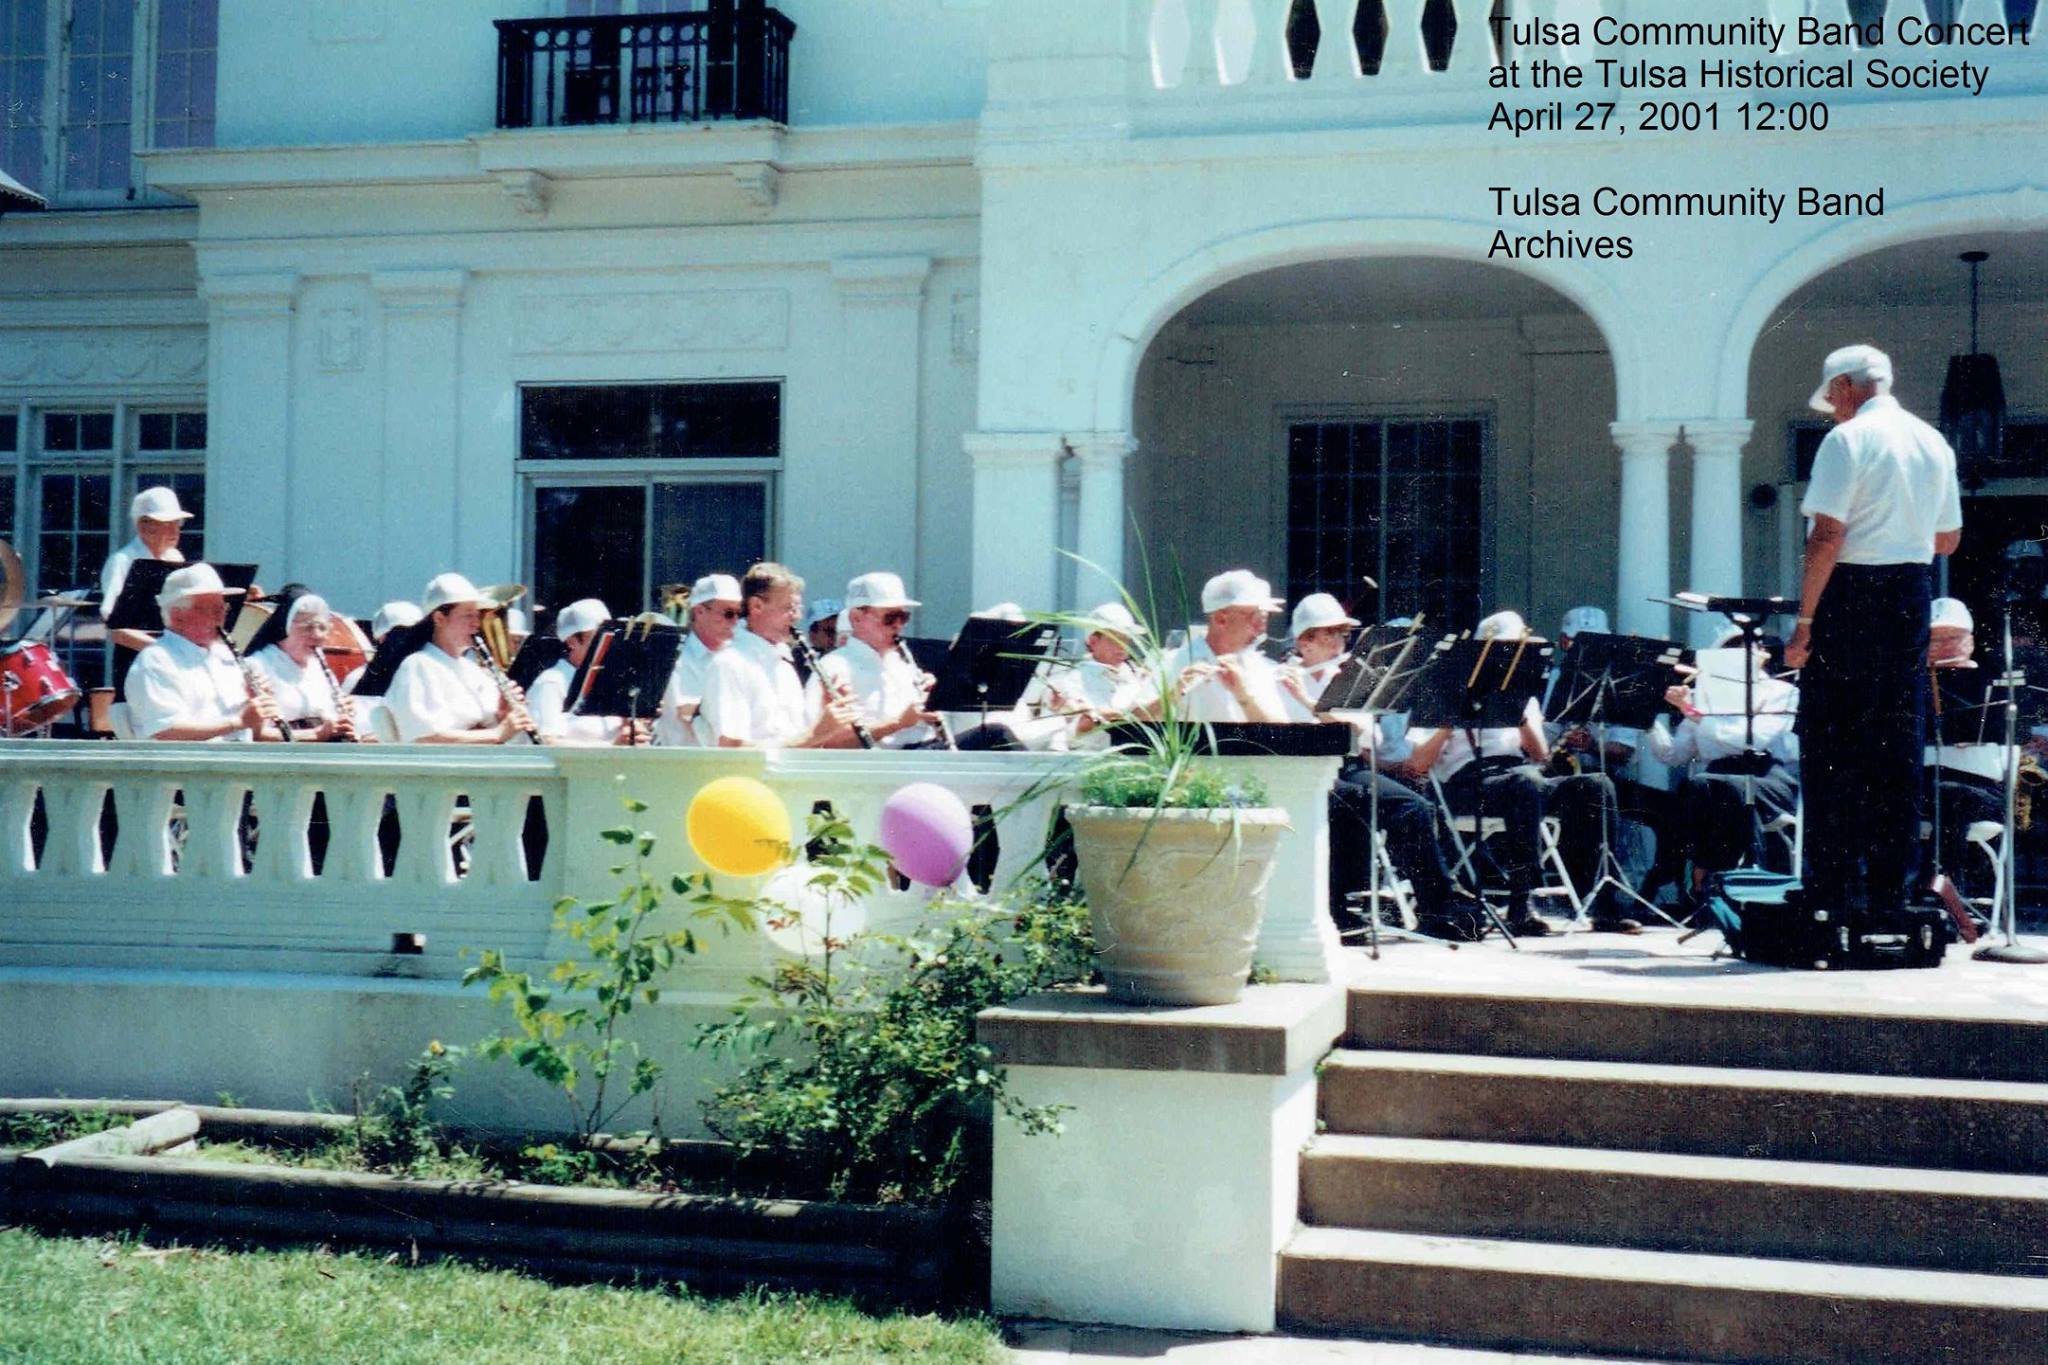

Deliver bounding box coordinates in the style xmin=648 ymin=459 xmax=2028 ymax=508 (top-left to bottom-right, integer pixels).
xmin=1086 ymin=601 xmax=1146 ymax=640
xmin=1931 ymin=597 xmax=1974 ymax=632
xmin=1809 ymin=343 xmax=1893 ymax=413
xmin=1202 ymin=569 xmax=1284 ymax=615
xmin=688 ymin=574 xmax=742 ymax=607
xmin=132 ymin=486 xmax=195 ymax=523
xmin=1561 ymin=605 xmax=1610 ymax=638
xmin=555 ymin=598 xmax=611 ymax=640
xmin=846 ymin=571 xmax=920 ymax=611
xmin=422 ymin=573 xmax=494 ymax=613
xmin=372 ymin=601 xmax=422 ymax=638
xmin=1291 ymin=592 xmax=1361 ymax=638
xmin=157 ymin=563 xmax=245 ymax=609
xmin=1476 ymin=610 xmax=1529 ymax=641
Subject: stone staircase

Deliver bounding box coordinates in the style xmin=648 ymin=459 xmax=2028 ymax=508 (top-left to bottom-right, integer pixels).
xmin=1278 ymin=986 xmax=2048 ymax=1363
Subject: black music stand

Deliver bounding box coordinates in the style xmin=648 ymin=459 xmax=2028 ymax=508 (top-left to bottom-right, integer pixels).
xmin=348 ymin=617 xmax=435 ymax=699
xmin=508 ymin=634 xmax=567 ymax=693
xmin=1403 ymin=634 xmax=1554 ymax=945
xmin=1549 ymin=632 xmax=1686 ymax=927
xmin=1976 ymin=599 xmax=2048 ymax=964
xmin=1927 ymin=663 xmax=1997 ymax=930
xmin=930 ymin=617 xmax=1060 ymax=723
xmin=103 ymin=559 xmax=260 ymax=636
xmin=900 ymin=635 xmax=952 ymax=679
xmin=569 ymin=619 xmax=683 ymax=738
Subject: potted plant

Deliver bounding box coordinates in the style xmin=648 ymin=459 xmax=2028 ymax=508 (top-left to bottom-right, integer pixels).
xmin=1032 ymin=566 xmax=1292 ymax=1007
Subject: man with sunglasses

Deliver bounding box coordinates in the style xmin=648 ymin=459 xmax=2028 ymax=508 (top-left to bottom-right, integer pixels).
xmin=807 ymin=571 xmax=943 ymax=748
xmin=654 ymin=574 xmax=742 ymax=746
xmin=697 ymin=561 xmax=857 ymax=749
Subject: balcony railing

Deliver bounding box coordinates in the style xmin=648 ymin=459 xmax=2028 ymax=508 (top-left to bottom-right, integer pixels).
xmin=495 ymin=7 xmax=795 ymax=131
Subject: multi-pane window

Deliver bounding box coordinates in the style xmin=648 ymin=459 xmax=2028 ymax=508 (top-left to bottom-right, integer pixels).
xmin=519 ymin=383 xmax=780 ymax=616
xmin=0 ymin=1 xmax=217 ymax=203
xmin=0 ymin=414 xmax=19 ymax=551
xmin=1285 ymin=417 xmax=1485 ymax=630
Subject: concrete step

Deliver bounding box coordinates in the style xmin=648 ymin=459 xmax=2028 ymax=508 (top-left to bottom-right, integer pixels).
xmin=1346 ymin=985 xmax=2048 ymax=1083
xmin=1318 ymin=1050 xmax=2048 ymax=1173
xmin=1300 ymin=1134 xmax=2048 ymax=1276
xmin=1278 ymin=1226 xmax=2048 ymax=1365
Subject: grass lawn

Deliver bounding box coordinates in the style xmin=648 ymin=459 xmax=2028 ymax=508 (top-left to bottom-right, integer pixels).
xmin=0 ymin=1227 xmax=1005 ymax=1364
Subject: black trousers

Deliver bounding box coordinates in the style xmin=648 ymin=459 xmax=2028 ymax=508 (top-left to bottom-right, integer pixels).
xmin=1441 ymin=759 xmax=1615 ymax=914
xmin=1649 ymin=759 xmax=1800 ymax=880
xmin=1798 ymin=562 xmax=1931 ymax=920
xmin=1329 ymin=761 xmax=1455 ymax=918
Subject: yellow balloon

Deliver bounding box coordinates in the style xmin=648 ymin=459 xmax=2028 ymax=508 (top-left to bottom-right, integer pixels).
xmin=686 ymin=775 xmax=793 ymax=877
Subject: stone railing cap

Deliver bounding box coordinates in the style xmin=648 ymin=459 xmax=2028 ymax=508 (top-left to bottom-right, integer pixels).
xmin=979 ymin=983 xmax=1344 ymax=1077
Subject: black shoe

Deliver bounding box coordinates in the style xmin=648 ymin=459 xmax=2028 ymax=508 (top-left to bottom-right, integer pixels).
xmin=1417 ymin=912 xmax=1481 ymax=942
xmin=1507 ymin=914 xmax=1553 ymax=938
xmin=1591 ymin=916 xmax=1644 ymax=935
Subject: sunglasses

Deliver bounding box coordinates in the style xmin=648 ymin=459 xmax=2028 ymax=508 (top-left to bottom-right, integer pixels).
xmin=879 ymin=610 xmax=912 ymax=627
xmin=711 ymin=607 xmax=741 ymax=621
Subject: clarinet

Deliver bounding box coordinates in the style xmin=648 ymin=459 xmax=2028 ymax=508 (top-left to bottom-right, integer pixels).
xmin=313 ymin=647 xmax=362 ymax=743
xmin=471 ymin=633 xmax=544 ymax=745
xmin=897 ymin=640 xmax=957 ymax=751
xmin=792 ymin=634 xmax=875 ymax=749
xmin=220 ymin=633 xmax=294 ymax=743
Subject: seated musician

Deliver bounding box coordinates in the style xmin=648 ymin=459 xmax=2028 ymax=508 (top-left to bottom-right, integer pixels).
xmin=1923 ymin=596 xmax=2005 ymax=901
xmin=124 ymin=563 xmax=276 ymax=742
xmin=1020 ymin=601 xmax=1157 ymax=751
xmin=1279 ymin=593 xmax=1475 ymax=938
xmin=246 ymin=591 xmax=359 ymax=742
xmin=385 ymin=573 xmax=527 ymax=745
xmin=1395 ymin=610 xmax=1623 ymax=937
xmin=803 ymin=596 xmax=844 ymax=660
xmin=1160 ymin=570 xmax=1290 ymax=723
xmin=527 ymin=597 xmax=637 ymax=746
xmin=809 ymin=572 xmax=1016 ymax=750
xmin=699 ymin=563 xmax=854 ymax=749
xmin=1643 ymin=627 xmax=1800 ymax=899
xmin=101 ymin=486 xmax=192 ymax=653
xmin=654 ymin=574 xmax=741 ymax=747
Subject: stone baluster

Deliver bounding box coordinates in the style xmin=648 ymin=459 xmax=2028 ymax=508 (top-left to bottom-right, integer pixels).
xmin=1804 ymin=0 xmax=1860 ymax=48
xmin=464 ymin=786 xmax=537 ymax=891
xmin=248 ymin=777 xmax=318 ymax=883
xmin=1314 ymin=0 xmax=1362 ymax=80
xmin=393 ymin=784 xmax=461 ymax=887
xmin=179 ymin=781 xmax=248 ymax=882
xmin=0 ymin=778 xmax=39 ymax=874
xmin=1147 ymin=0 xmax=1194 ymax=88
xmin=320 ymin=783 xmax=388 ymax=883
xmin=106 ymin=782 xmax=178 ymax=880
xmin=1439 ymin=0 xmax=1494 ymax=75
xmin=1182 ymin=0 xmax=1223 ymax=84
xmin=36 ymin=780 xmax=106 ymax=879
xmin=1377 ymin=0 xmax=1427 ymax=76
xmin=1241 ymin=0 xmax=1287 ymax=82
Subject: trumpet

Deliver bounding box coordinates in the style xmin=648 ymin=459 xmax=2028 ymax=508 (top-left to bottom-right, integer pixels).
xmin=793 ymin=633 xmax=875 ymax=749
xmin=219 ymin=632 xmax=293 ymax=743
xmin=471 ymin=633 xmax=543 ymax=745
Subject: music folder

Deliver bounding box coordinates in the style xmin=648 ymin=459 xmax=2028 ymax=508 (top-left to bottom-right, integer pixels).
xmin=347 ymin=616 xmax=435 ymax=699
xmin=569 ymin=618 xmax=683 ymax=720
xmin=1546 ymin=633 xmax=1683 ymax=731
xmin=1316 ymin=623 xmax=1431 ymax=716
xmin=1400 ymin=633 xmax=1553 ymax=731
xmin=104 ymin=559 xmax=260 ymax=635
xmin=926 ymin=616 xmax=1060 ymax=713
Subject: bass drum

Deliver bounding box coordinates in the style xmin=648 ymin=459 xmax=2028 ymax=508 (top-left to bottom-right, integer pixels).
xmin=1 ymin=640 xmax=81 ymax=733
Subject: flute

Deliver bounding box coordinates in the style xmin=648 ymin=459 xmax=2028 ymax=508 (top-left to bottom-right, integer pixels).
xmin=471 ymin=633 xmax=544 ymax=745
xmin=220 ymin=633 xmax=293 ymax=743
xmin=792 ymin=633 xmax=875 ymax=749
xmin=897 ymin=640 xmax=957 ymax=751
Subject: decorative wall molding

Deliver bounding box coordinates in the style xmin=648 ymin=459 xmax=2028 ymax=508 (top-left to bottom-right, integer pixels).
xmin=832 ymin=256 xmax=933 ymax=307
xmin=201 ymin=271 xmax=300 ymax=320
xmin=0 ymin=329 xmax=208 ymax=388
xmin=950 ymin=289 xmax=980 ymax=362
xmin=510 ymin=288 xmax=789 ymax=355
xmin=731 ymin=163 xmax=780 ymax=210
xmin=316 ymin=306 xmax=366 ymax=372
xmin=372 ymin=268 xmax=469 ymax=317
xmin=494 ymin=170 xmax=551 ymax=218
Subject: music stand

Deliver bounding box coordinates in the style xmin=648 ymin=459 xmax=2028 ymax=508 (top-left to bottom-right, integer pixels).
xmin=1977 ymin=603 xmax=2048 ymax=964
xmin=508 ymin=634 xmax=566 ymax=693
xmin=1926 ymin=663 xmax=1997 ymax=935
xmin=1548 ymin=633 xmax=1685 ymax=928
xmin=1321 ymin=623 xmax=1436 ymax=957
xmin=1401 ymin=633 xmax=1554 ymax=946
xmin=348 ymin=617 xmax=436 ymax=699
xmin=930 ymin=617 xmax=1060 ymax=723
xmin=568 ymin=619 xmax=683 ymax=740
xmin=104 ymin=559 xmax=260 ymax=635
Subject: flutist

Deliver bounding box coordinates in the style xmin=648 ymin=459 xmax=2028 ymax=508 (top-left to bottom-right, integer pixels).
xmin=124 ymin=563 xmax=280 ymax=742
xmin=384 ymin=573 xmax=530 ymax=745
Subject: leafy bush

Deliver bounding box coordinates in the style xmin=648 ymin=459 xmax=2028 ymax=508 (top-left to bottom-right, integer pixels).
xmin=696 ymin=817 xmax=1095 ymax=1205
xmin=0 ymin=1107 xmax=125 ymax=1151
xmin=1077 ymin=757 xmax=1268 ymax=811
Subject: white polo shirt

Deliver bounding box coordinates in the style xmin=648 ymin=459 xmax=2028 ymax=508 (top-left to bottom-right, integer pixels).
xmin=1020 ymin=656 xmax=1159 ymax=751
xmin=1646 ymin=676 xmax=1801 ymax=769
xmin=100 ymin=537 xmax=185 ymax=610
xmin=1800 ymin=394 xmax=1963 ymax=566
xmin=386 ymin=643 xmax=498 ymax=743
xmin=700 ymin=625 xmax=813 ymax=747
xmin=808 ymin=638 xmax=933 ymax=748
xmin=124 ymin=630 xmax=251 ymax=741
xmin=528 ymin=657 xmax=621 ymax=744
xmin=1163 ymin=636 xmax=1290 ymax=724
xmin=248 ymin=643 xmax=342 ymax=727
xmin=654 ymin=632 xmax=718 ymax=747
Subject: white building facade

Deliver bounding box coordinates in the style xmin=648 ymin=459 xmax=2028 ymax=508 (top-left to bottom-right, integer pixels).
xmin=5 ymin=0 xmax=2047 ymax=674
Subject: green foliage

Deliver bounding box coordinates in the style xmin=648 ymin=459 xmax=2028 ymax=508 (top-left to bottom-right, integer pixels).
xmin=697 ymin=820 xmax=1095 ymax=1205
xmin=464 ymin=796 xmax=765 ymax=1146
xmin=0 ymin=1107 xmax=126 ymax=1151
xmin=340 ymin=1042 xmax=467 ymax=1175
xmin=1077 ymin=757 xmax=1268 ymax=811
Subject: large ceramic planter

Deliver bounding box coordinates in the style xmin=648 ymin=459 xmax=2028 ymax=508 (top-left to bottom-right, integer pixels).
xmin=1066 ymin=804 xmax=1291 ymax=1006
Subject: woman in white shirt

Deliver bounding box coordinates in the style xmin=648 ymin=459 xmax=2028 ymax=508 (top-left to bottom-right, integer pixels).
xmin=247 ymin=591 xmax=360 ymax=743
xmin=385 ymin=574 xmax=528 ymax=745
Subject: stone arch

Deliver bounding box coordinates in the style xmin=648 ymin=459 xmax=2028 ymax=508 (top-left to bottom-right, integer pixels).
xmin=1089 ymin=216 xmax=1642 ymax=433
xmin=1714 ymin=185 xmax=2048 ymax=418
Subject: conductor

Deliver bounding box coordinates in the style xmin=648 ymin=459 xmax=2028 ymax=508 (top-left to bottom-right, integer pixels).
xmin=1784 ymin=344 xmax=1962 ymax=933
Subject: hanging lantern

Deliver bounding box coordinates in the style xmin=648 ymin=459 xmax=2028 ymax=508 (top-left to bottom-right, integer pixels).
xmin=1939 ymin=250 xmax=2007 ymax=490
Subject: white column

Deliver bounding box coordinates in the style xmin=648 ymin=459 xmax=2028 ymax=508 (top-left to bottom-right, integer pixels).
xmin=201 ymin=272 xmax=298 ymax=581
xmin=1610 ymin=420 xmax=1680 ymax=640
xmin=1686 ymin=418 xmax=1754 ymax=647
xmin=371 ymin=269 xmax=467 ymax=596
xmin=830 ymin=257 xmax=932 ymax=592
xmin=968 ymin=431 xmax=1065 ymax=613
xmin=1068 ymin=431 xmax=1135 ymax=601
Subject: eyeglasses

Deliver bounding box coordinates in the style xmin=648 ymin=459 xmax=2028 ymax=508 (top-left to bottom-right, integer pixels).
xmin=712 ymin=607 xmax=741 ymax=621
xmin=879 ymin=610 xmax=912 ymax=627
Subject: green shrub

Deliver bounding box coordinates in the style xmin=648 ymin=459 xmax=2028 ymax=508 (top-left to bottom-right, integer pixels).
xmin=1077 ymin=757 xmax=1268 ymax=811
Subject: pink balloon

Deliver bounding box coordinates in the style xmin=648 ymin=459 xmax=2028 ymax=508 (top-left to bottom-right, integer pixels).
xmin=879 ymin=782 xmax=975 ymax=888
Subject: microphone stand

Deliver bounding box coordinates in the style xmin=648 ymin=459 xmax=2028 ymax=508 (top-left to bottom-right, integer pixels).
xmin=1975 ymin=599 xmax=2047 ymax=964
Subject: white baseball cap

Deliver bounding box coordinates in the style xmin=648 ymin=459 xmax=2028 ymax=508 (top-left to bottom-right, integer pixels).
xmin=372 ymin=601 xmax=422 ymax=638
xmin=688 ymin=574 xmax=742 ymax=607
xmin=1931 ymin=597 xmax=1974 ymax=632
xmin=132 ymin=486 xmax=195 ymax=523
xmin=555 ymin=597 xmax=610 ymax=640
xmin=846 ymin=571 xmax=920 ymax=611
xmin=1086 ymin=601 xmax=1146 ymax=640
xmin=1809 ymin=344 xmax=1893 ymax=413
xmin=1476 ymin=610 xmax=1529 ymax=641
xmin=1201 ymin=569 xmax=1283 ymax=615
xmin=156 ymin=562 xmax=245 ymax=608
xmin=421 ymin=572 xmax=495 ymax=612
xmin=1561 ymin=606 xmax=1610 ymax=638
xmin=1291 ymin=592 xmax=1360 ymax=638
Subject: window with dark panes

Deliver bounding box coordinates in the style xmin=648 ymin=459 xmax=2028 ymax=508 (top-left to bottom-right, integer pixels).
xmin=0 ymin=0 xmax=48 ymax=196
xmin=520 ymin=382 xmax=780 ymax=615
xmin=1286 ymin=417 xmax=1485 ymax=629
xmin=132 ymin=410 xmax=207 ymax=562
xmin=152 ymin=0 xmax=216 ymax=150
xmin=60 ymin=0 xmax=135 ymax=193
xmin=0 ymin=413 xmax=17 ymax=549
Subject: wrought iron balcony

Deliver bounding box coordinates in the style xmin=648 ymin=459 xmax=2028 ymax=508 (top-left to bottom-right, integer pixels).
xmin=495 ymin=7 xmax=795 ymax=130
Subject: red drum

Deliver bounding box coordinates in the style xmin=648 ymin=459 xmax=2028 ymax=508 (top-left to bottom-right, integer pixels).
xmin=0 ymin=641 xmax=81 ymax=734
